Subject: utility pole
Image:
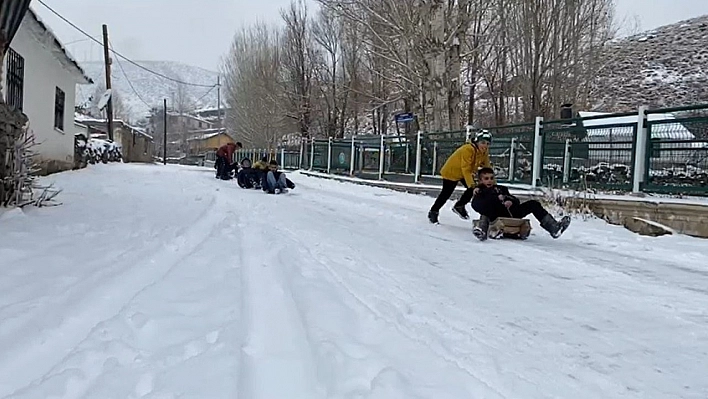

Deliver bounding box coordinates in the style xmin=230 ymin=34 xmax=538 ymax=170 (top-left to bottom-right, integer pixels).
xmin=102 ymin=24 xmax=114 ymax=141
xmin=217 ymin=75 xmax=221 ymax=128
xmin=163 ymin=98 xmax=167 ymax=165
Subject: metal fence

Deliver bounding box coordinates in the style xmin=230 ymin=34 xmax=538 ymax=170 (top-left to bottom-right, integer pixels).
xmin=262 ymin=103 xmax=708 ymax=196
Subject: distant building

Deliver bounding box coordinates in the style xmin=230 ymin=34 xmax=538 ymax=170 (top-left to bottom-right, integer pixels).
xmin=186 ymin=128 xmax=234 ymax=155
xmin=75 ymin=113 xmax=155 ymax=163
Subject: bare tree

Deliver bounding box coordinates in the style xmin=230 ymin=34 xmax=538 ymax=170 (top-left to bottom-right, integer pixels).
xmin=222 ymin=22 xmax=288 ymax=149
xmin=221 ymin=0 xmax=617 ymax=141
xmin=281 ymin=0 xmax=315 ymax=138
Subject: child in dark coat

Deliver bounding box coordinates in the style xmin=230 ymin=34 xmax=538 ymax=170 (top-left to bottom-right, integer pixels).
xmin=262 ymin=160 xmax=295 ymax=194
xmin=471 ymin=167 xmax=570 ymax=240
xmin=236 ymin=158 xmax=260 ymax=189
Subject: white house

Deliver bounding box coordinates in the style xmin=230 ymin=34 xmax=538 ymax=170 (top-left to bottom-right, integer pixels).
xmin=1 ymin=7 xmax=92 ymax=174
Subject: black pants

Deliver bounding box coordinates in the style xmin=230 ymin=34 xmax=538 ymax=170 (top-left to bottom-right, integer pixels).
xmin=216 ymin=156 xmax=234 ymax=179
xmin=237 ymin=169 xmax=258 ymax=188
xmin=430 ymin=179 xmax=475 ymax=212
xmin=471 ymin=198 xmax=549 ymax=222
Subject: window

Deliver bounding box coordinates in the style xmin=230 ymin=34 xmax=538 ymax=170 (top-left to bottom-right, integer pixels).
xmin=5 ymin=48 xmax=24 ymax=111
xmin=54 ymin=87 xmax=65 ymax=131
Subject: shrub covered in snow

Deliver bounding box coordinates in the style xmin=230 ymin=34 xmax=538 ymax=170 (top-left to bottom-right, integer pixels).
xmin=75 ymin=136 xmax=123 ymax=167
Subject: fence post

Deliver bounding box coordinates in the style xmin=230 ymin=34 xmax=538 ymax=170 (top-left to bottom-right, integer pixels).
xmin=562 ymin=138 xmax=571 ymax=184
xmin=349 ymin=135 xmax=356 ymax=176
xmin=405 ymin=141 xmax=410 ymax=174
xmin=310 ymin=139 xmax=315 ymax=171
xmin=432 ymin=141 xmax=438 ymax=175
xmin=378 ymin=134 xmax=385 ymax=180
xmin=281 ymin=147 xmax=286 ymax=168
xmin=299 ymin=141 xmax=303 ymax=169
xmin=532 ymin=116 xmax=544 ymax=188
xmin=633 ymin=106 xmax=648 ymax=194
xmin=414 ymin=130 xmax=422 ymax=183
xmin=508 ymin=137 xmax=517 ymax=182
xmin=327 ymin=137 xmax=333 ymax=174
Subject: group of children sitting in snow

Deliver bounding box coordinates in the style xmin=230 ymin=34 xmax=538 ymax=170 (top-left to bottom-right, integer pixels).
xmin=236 ymin=157 xmax=295 ymax=194
xmin=214 ymin=142 xmax=294 ymax=194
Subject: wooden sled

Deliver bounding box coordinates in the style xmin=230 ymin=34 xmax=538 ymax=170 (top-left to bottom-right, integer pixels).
xmin=473 ymin=217 xmax=531 ymax=240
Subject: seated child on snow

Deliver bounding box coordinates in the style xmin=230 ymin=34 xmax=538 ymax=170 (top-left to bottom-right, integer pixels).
xmin=261 ymin=160 xmax=295 ymax=194
xmin=236 ymin=158 xmax=260 ymax=189
xmin=471 ymin=167 xmax=570 ymax=240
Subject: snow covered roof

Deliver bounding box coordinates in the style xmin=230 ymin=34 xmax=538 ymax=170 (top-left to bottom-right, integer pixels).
xmin=24 ymin=7 xmax=93 ymax=84
xmin=186 ymin=129 xmax=232 ymax=142
xmin=167 ymin=111 xmax=213 ymax=125
xmin=578 ymin=111 xmax=696 ymax=140
xmin=194 ymin=106 xmax=228 ymax=114
xmin=75 ymin=113 xmax=153 ymax=140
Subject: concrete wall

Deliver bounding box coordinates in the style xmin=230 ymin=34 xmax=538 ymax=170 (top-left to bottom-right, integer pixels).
xmin=115 ymin=128 xmax=154 ymax=163
xmin=581 ymin=199 xmax=708 ymax=238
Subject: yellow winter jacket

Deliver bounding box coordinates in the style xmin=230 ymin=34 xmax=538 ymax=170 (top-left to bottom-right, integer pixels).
xmin=440 ymin=143 xmax=491 ymax=187
xmin=253 ymin=160 xmax=268 ymax=171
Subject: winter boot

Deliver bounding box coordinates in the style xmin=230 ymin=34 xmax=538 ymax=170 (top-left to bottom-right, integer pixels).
xmin=540 ymin=214 xmax=572 ymax=239
xmin=473 ymin=215 xmax=490 ymax=241
xmin=452 ymin=204 xmax=470 ymax=220
xmin=428 ymin=210 xmax=440 ymax=224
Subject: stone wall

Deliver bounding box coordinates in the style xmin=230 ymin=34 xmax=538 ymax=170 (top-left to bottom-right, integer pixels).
xmin=589 ymin=15 xmax=708 ymax=113
xmin=578 ymin=198 xmax=708 ymax=239
xmin=0 ymin=103 xmax=29 ymax=204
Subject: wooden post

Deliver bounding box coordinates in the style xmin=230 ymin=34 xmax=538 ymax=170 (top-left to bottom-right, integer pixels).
xmin=102 ymin=24 xmax=114 ymax=141
xmin=163 ymin=99 xmax=167 ymax=165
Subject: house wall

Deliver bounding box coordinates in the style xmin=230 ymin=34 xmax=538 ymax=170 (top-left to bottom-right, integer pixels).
xmin=188 ymin=133 xmax=234 ymax=154
xmin=115 ymin=127 xmax=154 ymax=163
xmin=2 ymin=17 xmax=80 ymax=175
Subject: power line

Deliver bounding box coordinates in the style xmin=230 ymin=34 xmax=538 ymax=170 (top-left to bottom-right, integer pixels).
xmin=36 ymin=0 xmax=215 ymax=88
xmin=194 ymin=84 xmax=218 ymax=104
xmin=109 ymin=39 xmax=153 ymax=110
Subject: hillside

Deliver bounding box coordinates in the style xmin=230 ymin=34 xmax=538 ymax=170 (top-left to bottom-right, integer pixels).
xmin=76 ymin=60 xmax=221 ymax=121
xmin=589 ymin=14 xmax=708 ymax=112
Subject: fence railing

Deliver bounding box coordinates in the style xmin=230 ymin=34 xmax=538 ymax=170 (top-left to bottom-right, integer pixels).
xmin=233 ymin=104 xmax=708 ymax=196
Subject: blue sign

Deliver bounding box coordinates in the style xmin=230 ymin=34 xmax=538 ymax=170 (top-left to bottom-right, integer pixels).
xmin=394 ymin=112 xmax=415 ymax=123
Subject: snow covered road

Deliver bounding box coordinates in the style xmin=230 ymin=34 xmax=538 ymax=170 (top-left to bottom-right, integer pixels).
xmin=1 ymin=163 xmax=707 ymax=399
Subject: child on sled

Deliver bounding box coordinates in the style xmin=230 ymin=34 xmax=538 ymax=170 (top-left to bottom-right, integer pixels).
xmin=471 ymin=167 xmax=570 ymax=240
xmin=261 ymin=160 xmax=296 ymax=194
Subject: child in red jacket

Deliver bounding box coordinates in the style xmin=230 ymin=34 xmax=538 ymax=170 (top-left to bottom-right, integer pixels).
xmin=215 ymin=142 xmax=242 ymax=180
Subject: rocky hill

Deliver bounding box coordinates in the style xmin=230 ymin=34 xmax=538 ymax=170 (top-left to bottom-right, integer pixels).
xmin=76 ymin=61 xmax=220 ymax=122
xmin=589 ymin=15 xmax=708 ymax=112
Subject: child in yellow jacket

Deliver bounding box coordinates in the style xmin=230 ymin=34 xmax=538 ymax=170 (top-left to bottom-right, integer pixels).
xmin=428 ymin=130 xmax=492 ymax=224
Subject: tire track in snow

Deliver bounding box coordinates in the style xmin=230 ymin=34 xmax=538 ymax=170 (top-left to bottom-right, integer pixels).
xmin=236 ymin=213 xmax=325 ymax=399
xmin=275 ymin=222 xmax=509 ymax=398
xmin=264 ymin=177 xmax=708 ymax=398
xmin=0 ymin=193 xmax=230 ymax=398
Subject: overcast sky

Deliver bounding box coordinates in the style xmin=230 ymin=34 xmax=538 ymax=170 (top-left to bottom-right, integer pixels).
xmin=31 ymin=0 xmax=708 ymax=72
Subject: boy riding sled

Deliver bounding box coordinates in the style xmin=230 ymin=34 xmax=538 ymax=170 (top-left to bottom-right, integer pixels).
xmin=428 ymin=130 xmax=492 ymax=224
xmin=471 ymin=167 xmax=571 ymax=240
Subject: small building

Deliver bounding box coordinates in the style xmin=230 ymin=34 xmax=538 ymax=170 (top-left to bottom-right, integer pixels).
xmin=2 ymin=8 xmax=93 ymax=174
xmin=76 ymin=114 xmax=155 ymax=163
xmin=186 ymin=129 xmax=234 ymax=155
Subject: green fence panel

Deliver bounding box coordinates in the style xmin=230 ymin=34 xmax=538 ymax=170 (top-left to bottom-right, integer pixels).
xmin=642 ymin=116 xmax=708 ymax=195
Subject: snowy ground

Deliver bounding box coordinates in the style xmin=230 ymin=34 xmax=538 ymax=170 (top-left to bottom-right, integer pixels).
xmin=1 ymin=163 xmax=707 ymax=399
